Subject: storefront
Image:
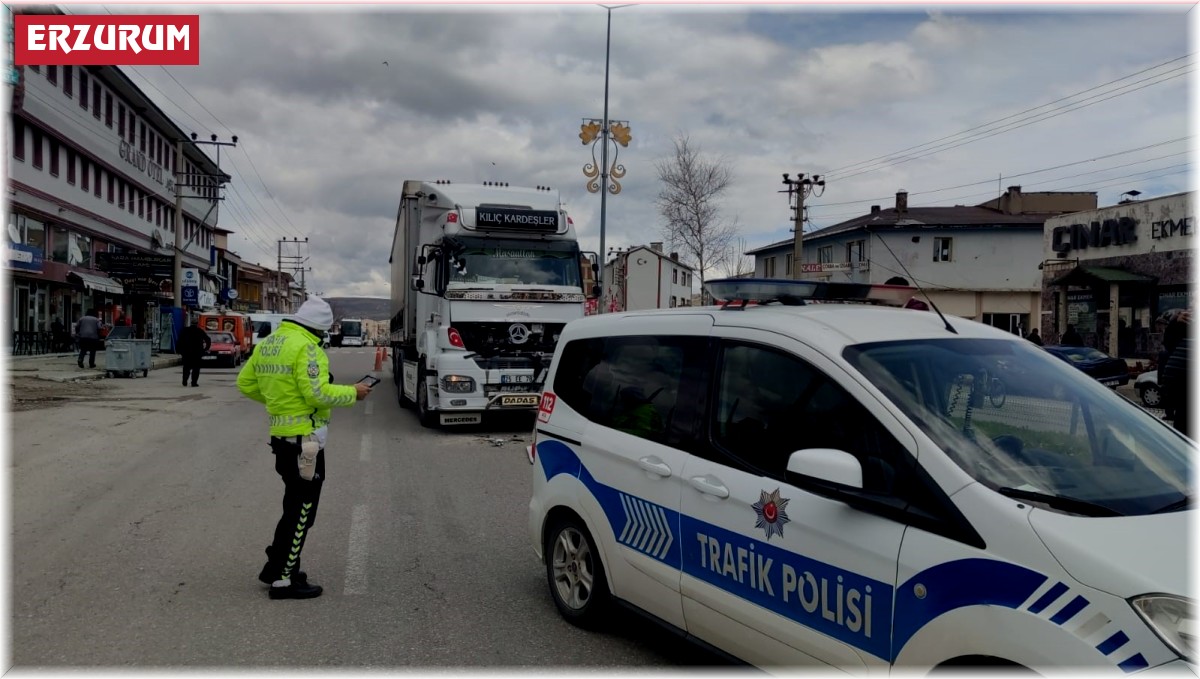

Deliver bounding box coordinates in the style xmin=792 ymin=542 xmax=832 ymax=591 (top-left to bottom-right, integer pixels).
xmin=1040 ymin=192 xmax=1194 ymax=360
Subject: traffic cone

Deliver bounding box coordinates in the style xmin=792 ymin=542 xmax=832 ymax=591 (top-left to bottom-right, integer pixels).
xmin=374 ymin=346 xmax=383 ymax=372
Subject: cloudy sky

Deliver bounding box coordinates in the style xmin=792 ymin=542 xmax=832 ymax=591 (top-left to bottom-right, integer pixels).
xmin=76 ymin=2 xmax=1193 ymax=298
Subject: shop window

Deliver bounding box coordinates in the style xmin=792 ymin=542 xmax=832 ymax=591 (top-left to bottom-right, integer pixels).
xmin=8 ymin=214 xmax=46 ymax=251
xmin=934 ymin=237 xmax=953 ymax=262
xmin=983 ymin=313 xmax=1028 ymax=336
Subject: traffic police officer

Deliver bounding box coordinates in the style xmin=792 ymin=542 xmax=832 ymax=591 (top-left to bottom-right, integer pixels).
xmin=237 ymin=296 xmax=371 ymax=600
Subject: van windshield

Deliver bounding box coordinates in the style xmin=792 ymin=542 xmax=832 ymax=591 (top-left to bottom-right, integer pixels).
xmin=843 ymin=338 xmax=1191 ymax=517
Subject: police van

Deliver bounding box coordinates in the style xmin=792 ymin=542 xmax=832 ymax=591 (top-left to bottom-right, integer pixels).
xmin=527 ymin=278 xmax=1193 ymax=674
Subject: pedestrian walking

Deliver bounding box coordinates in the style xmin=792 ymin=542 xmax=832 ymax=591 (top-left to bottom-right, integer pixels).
xmin=236 ymin=296 xmax=371 ymax=600
xmin=1061 ymin=325 xmax=1084 ymax=346
xmin=1160 ymin=310 xmax=1192 ymax=438
xmin=1026 ymin=328 xmax=1044 ymax=346
xmin=74 ymin=309 xmax=103 ymax=369
xmin=178 ymin=315 xmax=212 ymax=387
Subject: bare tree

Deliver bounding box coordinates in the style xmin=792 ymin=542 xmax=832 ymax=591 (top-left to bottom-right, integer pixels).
xmin=654 ymin=134 xmax=737 ymax=292
xmin=717 ymin=235 xmax=754 ymax=279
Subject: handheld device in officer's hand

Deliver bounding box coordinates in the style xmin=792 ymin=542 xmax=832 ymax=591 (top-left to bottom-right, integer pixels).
xmin=358 ymin=375 xmax=381 ymax=388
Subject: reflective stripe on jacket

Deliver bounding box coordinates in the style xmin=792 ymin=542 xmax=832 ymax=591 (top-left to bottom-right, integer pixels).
xmin=236 ymin=321 xmax=357 ymax=437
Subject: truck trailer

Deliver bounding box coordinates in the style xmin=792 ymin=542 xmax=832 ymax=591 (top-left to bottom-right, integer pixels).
xmin=389 ymin=180 xmax=591 ymax=427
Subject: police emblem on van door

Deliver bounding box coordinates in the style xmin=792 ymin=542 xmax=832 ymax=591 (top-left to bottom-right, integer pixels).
xmin=752 ymin=488 xmax=791 ymax=540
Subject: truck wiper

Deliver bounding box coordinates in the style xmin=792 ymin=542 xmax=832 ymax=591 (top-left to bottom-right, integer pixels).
xmin=996 ymin=487 xmax=1123 ymax=517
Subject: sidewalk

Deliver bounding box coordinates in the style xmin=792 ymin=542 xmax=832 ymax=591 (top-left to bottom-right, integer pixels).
xmin=7 ymin=350 xmax=183 ymax=383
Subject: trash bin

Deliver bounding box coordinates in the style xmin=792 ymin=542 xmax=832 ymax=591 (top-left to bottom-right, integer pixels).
xmin=104 ymin=338 xmax=153 ymax=378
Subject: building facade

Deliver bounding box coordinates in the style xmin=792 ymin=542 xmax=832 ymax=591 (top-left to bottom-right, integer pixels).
xmin=601 ymin=242 xmax=696 ymax=312
xmin=748 ymin=188 xmax=1096 ymax=336
xmin=6 ymin=31 xmax=229 ymax=353
xmin=1040 ymin=192 xmax=1194 ymax=360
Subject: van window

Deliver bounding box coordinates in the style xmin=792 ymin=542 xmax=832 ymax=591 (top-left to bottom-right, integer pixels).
xmin=554 ymin=335 xmax=706 ymax=446
xmin=710 ymin=341 xmax=906 ymax=494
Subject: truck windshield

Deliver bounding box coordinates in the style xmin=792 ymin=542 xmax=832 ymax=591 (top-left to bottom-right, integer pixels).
xmin=450 ymin=246 xmax=581 ymax=288
xmin=843 ymin=337 xmax=1191 ymax=517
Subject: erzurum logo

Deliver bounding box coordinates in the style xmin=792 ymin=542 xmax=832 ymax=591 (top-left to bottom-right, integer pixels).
xmin=14 ymin=14 xmax=199 ymax=66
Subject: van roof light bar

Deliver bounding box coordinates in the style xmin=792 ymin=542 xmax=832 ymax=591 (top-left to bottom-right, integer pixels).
xmin=704 ymin=278 xmax=917 ymax=310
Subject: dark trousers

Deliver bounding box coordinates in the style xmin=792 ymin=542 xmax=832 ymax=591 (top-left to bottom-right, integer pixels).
xmin=78 ymin=338 xmax=98 ymax=367
xmin=263 ymin=436 xmax=326 ymax=583
xmin=182 ymin=355 xmax=203 ymax=385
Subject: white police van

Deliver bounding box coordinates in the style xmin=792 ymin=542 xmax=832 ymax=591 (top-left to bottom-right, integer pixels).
xmin=527 ymin=278 xmax=1193 ymax=674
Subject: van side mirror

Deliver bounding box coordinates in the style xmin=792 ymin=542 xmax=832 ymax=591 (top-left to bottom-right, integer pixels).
xmin=411 ymin=277 xmax=424 ymax=291
xmin=786 ymin=448 xmax=863 ymax=490
xmin=591 ymin=284 xmax=601 ymax=298
xmin=417 ymin=255 xmax=427 ymax=266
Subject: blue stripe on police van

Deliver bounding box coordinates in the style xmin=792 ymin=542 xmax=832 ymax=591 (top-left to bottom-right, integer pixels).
xmin=892 ymin=559 xmax=1048 ymax=657
xmin=1050 ymin=595 xmax=1090 ymax=626
xmin=535 ymin=439 xmax=1145 ymax=669
xmin=1097 ymin=631 xmax=1130 ymax=656
xmin=1027 ymin=582 xmax=1069 ymax=614
xmin=539 ymin=440 xmax=682 ymax=570
xmin=1118 ymin=653 xmax=1149 ymax=673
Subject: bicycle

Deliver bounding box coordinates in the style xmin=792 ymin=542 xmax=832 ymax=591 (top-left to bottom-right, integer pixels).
xmin=979 ymin=366 xmax=1007 ymax=408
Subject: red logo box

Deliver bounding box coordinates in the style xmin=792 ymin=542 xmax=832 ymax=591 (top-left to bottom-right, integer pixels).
xmin=14 ymin=14 xmax=199 ymax=66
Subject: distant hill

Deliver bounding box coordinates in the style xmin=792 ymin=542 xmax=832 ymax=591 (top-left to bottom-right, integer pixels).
xmin=326 ymin=297 xmax=391 ymax=321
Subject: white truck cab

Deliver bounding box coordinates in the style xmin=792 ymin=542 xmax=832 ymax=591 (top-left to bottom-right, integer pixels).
xmin=528 ymin=278 xmax=1194 ymax=674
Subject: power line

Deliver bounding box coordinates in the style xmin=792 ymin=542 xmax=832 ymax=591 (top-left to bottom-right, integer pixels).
xmin=827 ymin=67 xmax=1192 ymax=182
xmin=808 ymin=136 xmax=1191 ymax=211
xmin=824 ymin=53 xmax=1193 ymax=179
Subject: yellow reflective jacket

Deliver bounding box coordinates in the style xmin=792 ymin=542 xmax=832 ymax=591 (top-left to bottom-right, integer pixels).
xmin=237 ymin=321 xmax=357 ymax=437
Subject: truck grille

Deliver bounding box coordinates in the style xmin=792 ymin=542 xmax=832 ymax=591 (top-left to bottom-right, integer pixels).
xmin=456 ymin=322 xmax=565 ymax=358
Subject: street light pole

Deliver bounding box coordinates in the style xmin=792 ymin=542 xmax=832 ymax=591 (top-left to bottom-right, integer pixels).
xmin=174 ymin=133 xmax=237 ymax=308
xmin=581 ymin=3 xmax=634 ymax=314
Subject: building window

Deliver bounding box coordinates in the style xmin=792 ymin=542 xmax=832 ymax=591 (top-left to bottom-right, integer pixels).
xmin=49 ymin=138 xmax=59 ymax=176
xmin=66 ymin=149 xmax=76 ymax=184
xmin=92 ymin=83 xmax=101 ymax=118
xmin=29 ymin=65 xmax=38 ymax=73
xmin=673 ymin=269 xmax=678 ymax=284
xmin=31 ymin=129 xmax=42 ymax=169
xmin=818 ymin=245 xmax=833 ymax=263
xmin=46 ymin=65 xmax=57 ymax=85
xmin=108 ymin=174 xmax=115 ymax=203
xmin=9 ymin=214 xmax=46 ymax=252
xmin=670 ymin=296 xmax=677 ymax=308
xmin=934 ymin=237 xmax=953 ymax=262
xmin=81 ymin=158 xmax=89 ymax=192
xmin=983 ymin=313 xmax=1028 ymax=336
xmin=51 ymin=227 xmax=91 ymax=268
xmin=105 ymin=93 xmax=113 ymax=127
xmin=63 ymin=65 xmax=72 ymax=97
xmin=80 ymin=71 xmax=89 ymax=108
xmin=847 ymin=240 xmax=865 ymax=263
xmin=784 ymin=253 xmax=792 ymax=276
xmin=93 ymin=165 xmax=101 ymax=197
xmin=118 ymin=182 xmax=124 ymax=208
xmin=12 ymin=118 xmax=24 ymax=161
xmin=128 ymin=186 xmax=136 ymax=214
xmin=118 ymin=104 xmax=125 ymax=137
xmin=764 ymin=256 xmax=776 ymax=278
xmin=140 ymin=121 xmax=146 ymax=152
xmin=138 ymin=192 xmax=144 ymax=219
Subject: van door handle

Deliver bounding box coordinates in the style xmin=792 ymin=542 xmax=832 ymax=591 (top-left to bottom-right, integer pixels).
xmin=689 ymin=475 xmax=730 ymax=499
xmin=638 ymin=456 xmax=672 ymax=478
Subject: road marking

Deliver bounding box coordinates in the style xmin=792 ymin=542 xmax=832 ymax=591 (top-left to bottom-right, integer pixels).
xmin=360 ymin=432 xmax=371 ymax=462
xmin=365 ymin=401 xmax=374 ymax=416
xmin=343 ymin=504 xmax=369 ymax=595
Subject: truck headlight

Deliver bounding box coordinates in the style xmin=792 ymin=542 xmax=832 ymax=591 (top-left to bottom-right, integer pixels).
xmin=1131 ymin=595 xmax=1195 ymax=661
xmin=441 ymin=375 xmax=475 ymax=393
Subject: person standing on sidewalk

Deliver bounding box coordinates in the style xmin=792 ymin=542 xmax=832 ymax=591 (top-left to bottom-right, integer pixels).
xmin=236 ymin=296 xmax=371 ymax=600
xmin=178 ymin=315 xmax=212 ymax=387
xmin=74 ymin=309 xmax=102 ymax=369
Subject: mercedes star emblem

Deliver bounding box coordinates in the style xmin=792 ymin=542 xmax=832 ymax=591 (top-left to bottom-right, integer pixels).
xmin=508 ymin=323 xmax=531 ymax=345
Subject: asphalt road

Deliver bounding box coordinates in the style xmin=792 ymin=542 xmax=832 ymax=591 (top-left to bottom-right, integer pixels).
xmin=10 ymin=348 xmax=728 ymax=669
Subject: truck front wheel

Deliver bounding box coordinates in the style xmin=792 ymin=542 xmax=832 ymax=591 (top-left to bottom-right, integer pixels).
xmin=416 ymin=365 xmax=438 ymax=428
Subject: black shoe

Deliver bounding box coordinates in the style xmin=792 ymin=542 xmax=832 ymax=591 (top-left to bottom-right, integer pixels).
xmin=268 ymin=581 xmax=322 ymax=600
xmin=78 ymin=363 xmax=84 ymax=369
xmin=191 ymin=383 xmax=199 ymax=387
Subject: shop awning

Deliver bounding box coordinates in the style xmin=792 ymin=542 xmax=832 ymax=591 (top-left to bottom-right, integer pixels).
xmin=68 ymin=271 xmax=125 ymax=295
xmin=1049 ymin=266 xmax=1156 ymax=287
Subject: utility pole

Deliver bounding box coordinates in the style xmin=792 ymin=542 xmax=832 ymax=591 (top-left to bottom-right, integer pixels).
xmin=277 ymin=236 xmax=310 ymax=309
xmin=173 ymin=139 xmax=185 ymax=308
xmin=781 ymin=173 xmax=826 ymax=280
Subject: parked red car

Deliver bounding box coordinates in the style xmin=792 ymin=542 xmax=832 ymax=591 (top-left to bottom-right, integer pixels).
xmin=204 ymin=331 xmax=244 ymax=368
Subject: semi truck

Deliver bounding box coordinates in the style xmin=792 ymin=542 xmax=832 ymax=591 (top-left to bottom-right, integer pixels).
xmin=389 ymin=180 xmax=593 ymax=427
